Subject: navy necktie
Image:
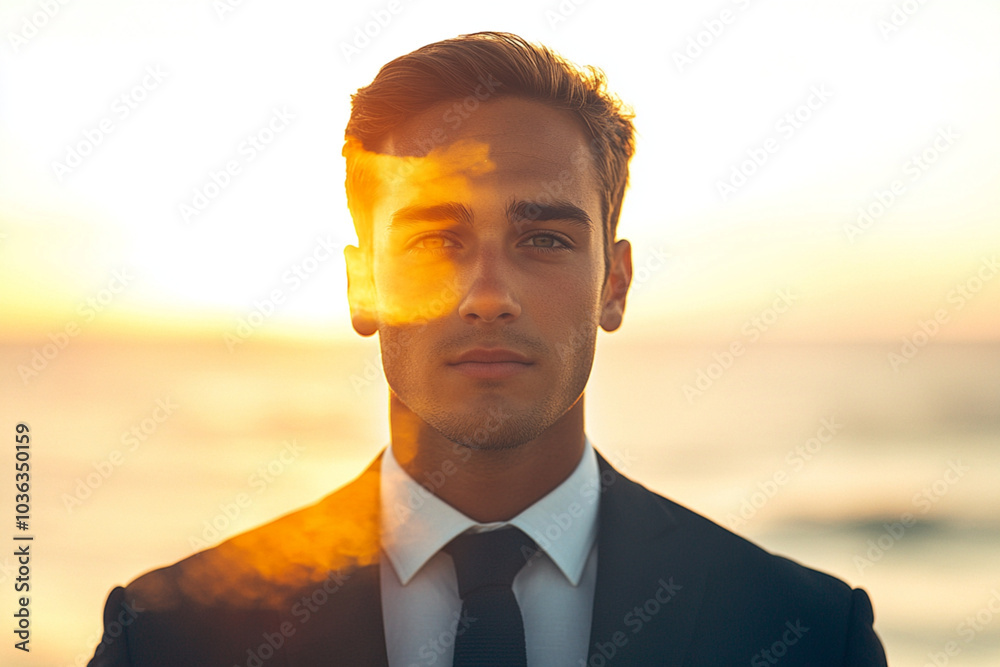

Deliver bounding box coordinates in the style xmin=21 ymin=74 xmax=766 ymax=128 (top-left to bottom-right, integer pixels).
xmin=443 ymin=527 xmax=538 ymax=667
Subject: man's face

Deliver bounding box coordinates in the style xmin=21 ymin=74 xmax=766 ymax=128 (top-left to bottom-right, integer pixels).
xmin=346 ymin=97 xmax=631 ymax=450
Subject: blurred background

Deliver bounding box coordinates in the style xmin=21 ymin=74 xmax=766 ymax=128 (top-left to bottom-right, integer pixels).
xmin=1 ymin=0 xmax=998 ymax=664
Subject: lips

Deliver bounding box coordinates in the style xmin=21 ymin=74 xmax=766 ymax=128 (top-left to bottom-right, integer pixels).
xmin=447 ymin=348 xmax=534 ymax=379
xmin=449 ymin=348 xmax=532 ymax=364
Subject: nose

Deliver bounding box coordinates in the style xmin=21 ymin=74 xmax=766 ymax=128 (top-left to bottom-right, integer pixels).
xmin=456 ymin=250 xmax=522 ymax=324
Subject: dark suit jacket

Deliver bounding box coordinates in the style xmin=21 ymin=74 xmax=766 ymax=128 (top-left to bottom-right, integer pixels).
xmin=88 ymin=450 xmax=887 ymax=666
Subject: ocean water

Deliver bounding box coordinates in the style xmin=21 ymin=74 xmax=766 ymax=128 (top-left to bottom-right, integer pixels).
xmin=2 ymin=335 xmax=998 ymax=666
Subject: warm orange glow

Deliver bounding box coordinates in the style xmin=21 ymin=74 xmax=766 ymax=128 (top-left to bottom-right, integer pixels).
xmin=344 ymin=136 xmax=495 ymax=328
xmin=129 ymin=459 xmax=381 ymax=612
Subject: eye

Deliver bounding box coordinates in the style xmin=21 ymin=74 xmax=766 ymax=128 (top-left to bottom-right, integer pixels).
xmin=521 ymin=233 xmax=571 ymax=252
xmin=410 ymin=234 xmax=459 ymax=252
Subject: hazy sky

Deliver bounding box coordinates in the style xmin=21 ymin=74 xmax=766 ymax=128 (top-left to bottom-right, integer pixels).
xmin=2 ymin=0 xmax=998 ymax=342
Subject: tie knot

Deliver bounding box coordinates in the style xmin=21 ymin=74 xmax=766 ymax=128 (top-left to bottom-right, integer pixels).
xmin=443 ymin=527 xmax=538 ymax=599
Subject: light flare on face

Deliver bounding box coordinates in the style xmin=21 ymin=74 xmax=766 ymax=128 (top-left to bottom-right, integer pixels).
xmin=345 ymin=136 xmax=496 ymax=328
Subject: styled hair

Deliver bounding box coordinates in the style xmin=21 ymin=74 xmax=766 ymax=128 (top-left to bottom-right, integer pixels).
xmin=344 ymin=31 xmax=635 ymax=272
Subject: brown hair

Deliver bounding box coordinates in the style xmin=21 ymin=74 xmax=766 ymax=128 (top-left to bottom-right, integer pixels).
xmin=344 ymin=31 xmax=635 ymax=273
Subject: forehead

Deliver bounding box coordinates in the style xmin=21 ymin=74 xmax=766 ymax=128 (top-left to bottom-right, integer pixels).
xmin=381 ymin=96 xmax=591 ymax=160
xmin=372 ymin=97 xmax=601 ymax=209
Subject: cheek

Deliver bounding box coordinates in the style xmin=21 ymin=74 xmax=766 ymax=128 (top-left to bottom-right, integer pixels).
xmin=532 ymin=277 xmax=603 ymax=346
xmin=378 ymin=322 xmax=433 ymax=386
xmin=373 ymin=256 xmax=463 ymax=326
xmin=536 ymin=257 xmax=605 ymax=308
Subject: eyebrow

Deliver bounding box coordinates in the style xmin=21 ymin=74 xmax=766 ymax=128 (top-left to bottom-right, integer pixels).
xmin=506 ymin=199 xmax=594 ymax=231
xmin=389 ymin=202 xmax=474 ymax=229
xmin=387 ymin=199 xmax=594 ymax=231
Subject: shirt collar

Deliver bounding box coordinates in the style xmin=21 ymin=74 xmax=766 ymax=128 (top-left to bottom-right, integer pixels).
xmin=380 ymin=436 xmax=600 ymax=587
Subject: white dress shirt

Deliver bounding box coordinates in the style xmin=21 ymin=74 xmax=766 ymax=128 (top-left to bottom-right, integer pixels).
xmin=379 ymin=436 xmax=601 ymax=667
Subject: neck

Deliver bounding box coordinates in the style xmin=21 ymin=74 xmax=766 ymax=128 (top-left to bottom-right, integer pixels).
xmin=388 ymin=393 xmax=587 ymax=523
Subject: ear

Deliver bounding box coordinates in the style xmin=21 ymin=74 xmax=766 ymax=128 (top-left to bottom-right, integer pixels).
xmin=599 ymin=238 xmax=632 ymax=332
xmin=344 ymin=244 xmax=378 ymax=337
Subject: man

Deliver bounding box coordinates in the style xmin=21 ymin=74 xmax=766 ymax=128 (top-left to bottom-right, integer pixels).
xmin=88 ymin=32 xmax=888 ymax=666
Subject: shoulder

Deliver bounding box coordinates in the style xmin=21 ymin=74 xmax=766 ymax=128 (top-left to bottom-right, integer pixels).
xmin=661 ymin=491 xmax=855 ymax=603
xmin=664 ymin=498 xmax=885 ymax=663
xmin=88 ymin=456 xmax=387 ymax=665
xmin=125 ymin=453 xmax=382 ymax=613
xmin=600 ymin=453 xmax=861 ymax=616
xmin=591 ymin=454 xmax=887 ymax=664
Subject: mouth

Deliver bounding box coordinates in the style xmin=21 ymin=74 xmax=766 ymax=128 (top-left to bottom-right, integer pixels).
xmin=447 ymin=348 xmax=534 ymax=379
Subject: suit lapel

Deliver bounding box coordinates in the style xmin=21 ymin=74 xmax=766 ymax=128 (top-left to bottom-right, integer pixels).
xmin=588 ymin=452 xmax=706 ymax=666
xmin=286 ymin=448 xmax=708 ymax=665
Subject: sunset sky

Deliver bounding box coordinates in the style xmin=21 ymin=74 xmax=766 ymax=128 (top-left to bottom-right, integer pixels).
xmin=1 ymin=0 xmax=998 ymax=344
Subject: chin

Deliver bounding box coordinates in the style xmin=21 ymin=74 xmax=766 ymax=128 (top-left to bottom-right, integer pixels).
xmin=425 ymin=405 xmax=553 ymax=452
